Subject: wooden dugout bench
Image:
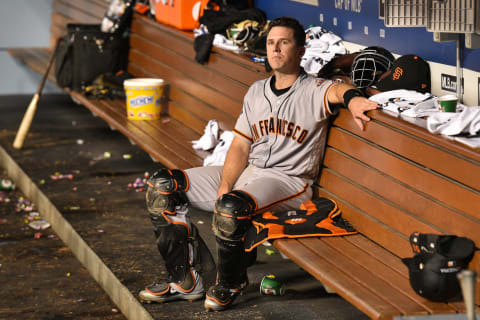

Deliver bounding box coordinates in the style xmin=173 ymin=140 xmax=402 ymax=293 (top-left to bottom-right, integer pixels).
xmin=8 ymin=1 xmax=480 ymax=319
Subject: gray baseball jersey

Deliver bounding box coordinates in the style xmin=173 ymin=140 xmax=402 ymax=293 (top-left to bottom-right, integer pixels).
xmin=185 ymin=71 xmax=336 ymax=214
xmin=234 ymin=71 xmax=336 ymax=179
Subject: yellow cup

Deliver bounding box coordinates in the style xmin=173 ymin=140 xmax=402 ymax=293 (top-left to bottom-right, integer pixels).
xmin=124 ymin=78 xmax=165 ymax=120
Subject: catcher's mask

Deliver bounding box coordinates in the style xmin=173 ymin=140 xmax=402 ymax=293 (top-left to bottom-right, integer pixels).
xmin=350 ymin=46 xmax=394 ymax=88
xmin=403 ymin=232 xmax=476 ymax=302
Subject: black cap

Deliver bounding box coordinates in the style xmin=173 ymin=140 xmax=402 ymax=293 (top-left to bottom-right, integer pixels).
xmin=376 ymin=55 xmax=431 ymax=93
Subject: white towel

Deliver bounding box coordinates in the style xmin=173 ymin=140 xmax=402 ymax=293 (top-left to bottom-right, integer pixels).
xmin=192 ymin=120 xmax=219 ymax=150
xmin=203 ymin=131 xmax=234 ymax=166
xmin=300 ymin=26 xmax=346 ymax=75
xmin=369 ymin=90 xmax=437 ymax=118
xmin=213 ymin=34 xmax=243 ymax=53
xmin=427 ymin=106 xmax=480 ymax=136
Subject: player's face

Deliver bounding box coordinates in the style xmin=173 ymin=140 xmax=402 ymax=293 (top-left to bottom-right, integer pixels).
xmin=267 ymin=26 xmax=304 ymax=74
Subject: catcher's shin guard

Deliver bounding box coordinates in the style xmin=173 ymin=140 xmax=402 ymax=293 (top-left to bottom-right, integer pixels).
xmin=216 ymin=237 xmax=249 ymax=286
xmin=204 ymin=237 xmax=252 ymax=311
xmin=146 ymin=168 xmax=215 ymax=290
xmin=211 ymin=190 xmax=257 ymax=285
xmin=155 ymin=219 xmax=193 ymax=287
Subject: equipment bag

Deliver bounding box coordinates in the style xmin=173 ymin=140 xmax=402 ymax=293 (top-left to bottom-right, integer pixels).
xmin=55 ymin=24 xmax=129 ymax=91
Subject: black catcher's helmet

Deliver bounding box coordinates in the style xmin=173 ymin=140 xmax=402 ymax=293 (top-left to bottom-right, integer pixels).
xmin=350 ymin=46 xmax=394 ymax=88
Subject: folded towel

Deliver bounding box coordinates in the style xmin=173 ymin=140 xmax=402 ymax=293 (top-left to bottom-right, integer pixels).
xmin=369 ymin=89 xmax=437 ymax=118
xmin=427 ymin=106 xmax=480 ymax=136
xmin=204 ymin=131 xmax=234 ymax=166
xmin=192 ymin=120 xmax=219 ymax=150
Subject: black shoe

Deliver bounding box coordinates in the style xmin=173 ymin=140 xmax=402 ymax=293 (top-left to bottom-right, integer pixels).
xmin=204 ymin=280 xmax=248 ymax=311
xmin=139 ymin=270 xmax=204 ymax=303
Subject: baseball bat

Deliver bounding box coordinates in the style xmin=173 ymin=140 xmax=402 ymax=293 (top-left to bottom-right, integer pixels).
xmin=13 ymin=39 xmax=61 ymax=149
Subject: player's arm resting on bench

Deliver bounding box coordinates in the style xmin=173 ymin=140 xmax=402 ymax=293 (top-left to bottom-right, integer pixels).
xmin=217 ymin=137 xmax=250 ymax=199
xmin=328 ymin=83 xmax=379 ymax=131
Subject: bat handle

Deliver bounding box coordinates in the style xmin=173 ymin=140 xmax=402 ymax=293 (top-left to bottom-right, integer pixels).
xmin=457 ymin=269 xmax=477 ymax=320
xmin=13 ymin=93 xmax=40 ymax=149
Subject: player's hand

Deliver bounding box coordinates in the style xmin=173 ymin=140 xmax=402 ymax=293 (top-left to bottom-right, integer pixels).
xmin=347 ymin=96 xmax=379 ymax=131
xmin=217 ymin=184 xmax=231 ymax=199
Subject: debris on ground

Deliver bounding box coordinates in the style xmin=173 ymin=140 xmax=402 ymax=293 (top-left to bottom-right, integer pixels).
xmin=265 ymin=248 xmax=276 ymax=256
xmin=127 ymin=173 xmax=150 ymax=192
xmin=0 ymin=178 xmax=15 ymax=191
xmin=28 ymin=220 xmax=51 ymax=231
xmin=50 ymin=172 xmax=74 ymax=181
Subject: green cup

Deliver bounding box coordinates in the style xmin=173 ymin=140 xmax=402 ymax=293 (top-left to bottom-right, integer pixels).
xmin=438 ymin=95 xmax=458 ymax=112
xmin=260 ymin=275 xmax=285 ymax=296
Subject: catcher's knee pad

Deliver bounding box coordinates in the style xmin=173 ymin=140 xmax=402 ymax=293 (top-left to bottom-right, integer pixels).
xmin=213 ymin=190 xmax=256 ymax=242
xmin=146 ymin=169 xmax=189 ymax=216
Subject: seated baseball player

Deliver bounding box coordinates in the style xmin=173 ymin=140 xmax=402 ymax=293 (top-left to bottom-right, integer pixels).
xmin=139 ymin=16 xmax=379 ymax=311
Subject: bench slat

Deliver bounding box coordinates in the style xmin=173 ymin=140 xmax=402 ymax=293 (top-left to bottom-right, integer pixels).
xmin=169 ymin=88 xmax=236 ymax=131
xmin=8 ymin=48 xmax=56 ymax=83
xmin=98 ymin=99 xmax=208 ymax=163
xmin=300 ymin=238 xmax=430 ymax=315
xmin=327 ymin=127 xmax=480 ymax=220
xmin=167 ymin=102 xmax=208 ymax=136
xmin=132 ymin=14 xmax=268 ymax=75
xmin=322 ymin=237 xmax=457 ymax=315
xmin=274 ymin=238 xmax=401 ymax=320
xmin=130 ymin=16 xmax=267 ymax=87
xmin=371 ymin=110 xmax=480 ymax=162
xmin=334 ymin=110 xmax=480 ymax=191
xmin=53 ymin=0 xmax=106 ymax=24
xmin=129 ymin=34 xmax=248 ymax=103
xmin=127 ymin=63 xmax=237 ymax=133
xmin=317 ymin=188 xmax=413 ymax=258
xmin=324 ymin=148 xmax=480 ymax=244
xmin=69 ymin=94 xmax=202 ymax=169
xmin=106 ymin=99 xmax=203 ymax=143
xmin=320 ymin=168 xmax=440 ymax=236
xmin=128 ymin=49 xmax=242 ymax=119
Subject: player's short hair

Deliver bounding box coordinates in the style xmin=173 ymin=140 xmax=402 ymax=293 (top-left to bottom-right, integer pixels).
xmin=267 ymin=16 xmax=305 ymax=47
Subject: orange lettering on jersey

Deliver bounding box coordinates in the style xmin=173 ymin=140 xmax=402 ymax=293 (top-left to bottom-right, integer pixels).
xmin=297 ymin=129 xmax=308 ymax=144
xmin=269 ymin=117 xmax=275 ymax=134
xmin=292 ymin=125 xmax=300 ymax=140
xmin=276 ymin=118 xmax=283 ymax=134
xmin=286 ymin=122 xmax=294 ymax=137
xmin=258 ymin=120 xmax=265 ymax=137
xmin=251 ymin=124 xmax=260 ymax=141
xmin=251 ymin=118 xmax=309 ymax=144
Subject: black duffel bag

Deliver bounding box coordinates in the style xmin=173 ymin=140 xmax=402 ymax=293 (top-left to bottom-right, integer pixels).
xmin=55 ymin=24 xmax=129 ymax=91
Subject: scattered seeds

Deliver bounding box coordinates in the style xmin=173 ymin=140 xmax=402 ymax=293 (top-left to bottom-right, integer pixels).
xmin=265 ymin=248 xmax=276 ymax=256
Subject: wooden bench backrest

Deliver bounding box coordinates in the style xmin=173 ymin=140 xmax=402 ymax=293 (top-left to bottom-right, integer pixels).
xmin=49 ymin=0 xmax=108 ymax=48
xmin=127 ymin=14 xmax=269 ymax=135
xmin=317 ymin=109 xmax=480 ymax=304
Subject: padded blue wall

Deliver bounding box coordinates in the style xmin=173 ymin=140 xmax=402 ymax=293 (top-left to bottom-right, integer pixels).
xmin=254 ymin=0 xmax=480 ymax=72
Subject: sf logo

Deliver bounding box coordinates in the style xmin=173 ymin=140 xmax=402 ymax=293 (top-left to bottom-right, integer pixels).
xmin=392 ymin=67 xmax=403 ymax=80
